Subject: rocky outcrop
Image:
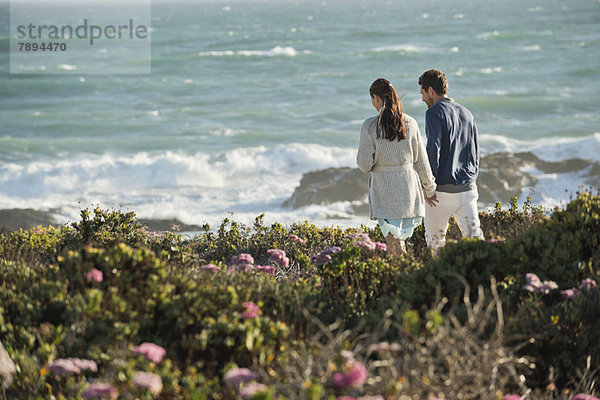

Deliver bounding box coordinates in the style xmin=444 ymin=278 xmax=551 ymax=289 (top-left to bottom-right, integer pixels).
xmin=282 ymin=152 xmax=600 ymax=215
xmin=0 ymin=208 xmax=58 ymax=233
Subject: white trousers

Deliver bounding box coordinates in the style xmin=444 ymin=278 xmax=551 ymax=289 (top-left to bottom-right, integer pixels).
xmin=424 ymin=189 xmax=484 ymax=252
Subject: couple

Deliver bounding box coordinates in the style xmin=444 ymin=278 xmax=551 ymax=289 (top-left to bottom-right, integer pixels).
xmin=357 ymin=69 xmax=484 ymax=256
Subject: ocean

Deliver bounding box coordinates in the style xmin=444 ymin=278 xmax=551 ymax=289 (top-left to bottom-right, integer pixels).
xmin=1 ymin=0 xmax=599 ymax=230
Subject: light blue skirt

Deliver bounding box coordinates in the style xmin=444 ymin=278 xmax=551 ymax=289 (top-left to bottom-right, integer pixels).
xmin=378 ymin=217 xmax=423 ymax=240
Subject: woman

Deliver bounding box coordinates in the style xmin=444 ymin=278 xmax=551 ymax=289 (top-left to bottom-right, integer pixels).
xmin=357 ymin=78 xmax=436 ymax=255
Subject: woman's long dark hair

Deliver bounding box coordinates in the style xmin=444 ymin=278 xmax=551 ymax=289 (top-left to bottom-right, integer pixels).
xmin=369 ymin=78 xmax=406 ymax=141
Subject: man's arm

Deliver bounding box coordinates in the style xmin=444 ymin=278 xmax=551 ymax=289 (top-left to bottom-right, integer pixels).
xmin=425 ymin=109 xmax=442 ymax=179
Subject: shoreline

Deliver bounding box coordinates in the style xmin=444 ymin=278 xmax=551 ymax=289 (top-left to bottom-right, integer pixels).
xmin=0 ymin=208 xmax=204 ymax=234
xmin=2 ymin=151 xmax=599 ymax=234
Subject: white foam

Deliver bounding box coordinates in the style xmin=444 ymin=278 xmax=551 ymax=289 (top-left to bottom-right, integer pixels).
xmin=521 ymin=45 xmax=541 ymax=51
xmin=477 ymin=30 xmax=499 ymax=40
xmin=480 ymin=132 xmax=600 ymax=161
xmin=373 ymin=44 xmax=423 ymax=53
xmin=0 ymin=143 xmax=358 ymax=228
xmin=58 ymin=64 xmax=77 ymax=71
xmin=198 ymin=46 xmax=302 ymax=57
xmin=480 ymin=66 xmax=502 ymax=74
xmin=2 ymin=134 xmax=598 ymax=229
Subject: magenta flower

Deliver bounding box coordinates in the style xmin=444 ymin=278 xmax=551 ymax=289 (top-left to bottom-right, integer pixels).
xmin=82 ymin=383 xmax=118 ymax=399
xmin=561 ymin=288 xmax=580 ymax=300
xmin=240 ymin=382 xmax=269 ymax=399
xmin=374 ymin=242 xmax=387 ymax=251
xmin=504 ymin=395 xmax=523 ymax=400
xmin=332 ymin=360 xmax=367 ymax=388
xmin=133 ymin=371 xmax=163 ymax=395
xmin=242 ymin=301 xmax=260 ymax=319
xmin=366 ymin=341 xmax=402 ymax=355
xmin=48 ymin=358 xmax=97 ymax=376
xmin=267 ymin=249 xmax=289 ymax=268
xmin=200 ymin=263 xmax=221 ymax=273
xmin=86 ymin=268 xmax=103 ymax=283
xmin=523 ymin=273 xmax=558 ymax=294
xmin=348 ymin=233 xmax=376 ymax=250
xmin=571 ymin=394 xmax=600 ymax=400
xmin=311 ymin=246 xmax=341 ymax=265
xmin=223 ymin=367 xmax=259 ymax=387
xmin=232 ymin=253 xmax=254 ymax=265
xmin=255 ymin=265 xmax=275 ymax=275
xmin=580 ymin=278 xmax=598 ymax=291
xmin=132 ymin=342 xmax=166 ymax=364
xmin=289 ymin=234 xmax=307 ymax=244
xmin=228 ymin=263 xmax=254 ymax=273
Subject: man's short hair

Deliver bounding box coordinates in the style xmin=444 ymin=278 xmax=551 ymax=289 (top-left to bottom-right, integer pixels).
xmin=418 ymin=69 xmax=449 ymax=96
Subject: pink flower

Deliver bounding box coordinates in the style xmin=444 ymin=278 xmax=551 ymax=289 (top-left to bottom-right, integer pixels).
xmin=366 ymin=341 xmax=402 ymax=355
xmin=504 ymin=395 xmax=523 ymax=400
xmin=374 ymin=242 xmax=387 ymax=251
xmin=580 ymin=278 xmax=598 ymax=291
xmin=267 ymin=249 xmax=289 ymax=268
xmin=311 ymin=246 xmax=341 ymax=265
xmin=332 ymin=360 xmax=367 ymax=388
xmin=223 ymin=367 xmax=259 ymax=387
xmin=487 ymin=238 xmax=505 ymax=243
xmin=48 ymin=358 xmax=97 ymax=376
xmin=232 ymin=253 xmax=254 ymax=265
xmin=132 ymin=342 xmax=166 ymax=364
xmin=571 ymin=394 xmax=600 ymax=400
xmin=561 ymin=288 xmax=580 ymax=300
xmin=86 ymin=268 xmax=103 ymax=283
xmin=523 ymin=273 xmax=558 ymax=294
xmin=241 ymin=302 xmax=260 ymax=319
xmin=240 ymin=382 xmax=269 ymax=398
xmin=337 ymin=397 xmax=356 ymax=400
xmin=289 ymin=234 xmax=307 ymax=244
xmin=82 ymin=383 xmax=118 ymax=399
xmin=348 ymin=233 xmax=376 ymax=250
xmin=255 ymin=265 xmax=275 ymax=275
xmin=228 ymin=263 xmax=254 ymax=273
xmin=133 ymin=371 xmax=163 ymax=395
xmin=200 ymin=263 xmax=221 ymax=273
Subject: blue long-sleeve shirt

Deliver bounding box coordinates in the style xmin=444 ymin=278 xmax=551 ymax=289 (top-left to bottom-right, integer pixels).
xmin=425 ymin=97 xmax=479 ymax=192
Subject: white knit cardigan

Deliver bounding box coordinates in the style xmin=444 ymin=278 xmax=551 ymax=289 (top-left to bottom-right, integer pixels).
xmin=357 ymin=113 xmax=437 ymax=220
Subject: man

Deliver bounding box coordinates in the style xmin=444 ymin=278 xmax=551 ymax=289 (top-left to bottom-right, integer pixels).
xmin=418 ymin=69 xmax=484 ymax=252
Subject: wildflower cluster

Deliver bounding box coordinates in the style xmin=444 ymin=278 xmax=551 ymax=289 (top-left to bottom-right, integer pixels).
xmin=0 ymin=192 xmax=598 ymax=398
xmin=311 ymin=246 xmax=341 ymax=265
xmin=224 ymin=367 xmax=268 ymax=399
xmin=523 ymin=273 xmax=559 ymax=294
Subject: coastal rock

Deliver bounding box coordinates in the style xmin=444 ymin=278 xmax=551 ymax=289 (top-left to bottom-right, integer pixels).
xmin=478 ymin=152 xmax=600 ymax=205
xmin=137 ymin=218 xmax=204 ymax=232
xmin=282 ymin=167 xmax=369 ymax=210
xmin=282 ymin=152 xmax=600 ymax=213
xmin=0 ymin=209 xmax=203 ymax=233
xmin=0 ymin=208 xmax=58 ymax=233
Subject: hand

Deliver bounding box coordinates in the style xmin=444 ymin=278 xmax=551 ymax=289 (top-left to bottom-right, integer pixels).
xmin=425 ymin=193 xmax=439 ymax=207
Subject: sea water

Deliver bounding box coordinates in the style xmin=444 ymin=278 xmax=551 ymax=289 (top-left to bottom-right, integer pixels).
xmin=0 ymin=0 xmax=599 ymax=229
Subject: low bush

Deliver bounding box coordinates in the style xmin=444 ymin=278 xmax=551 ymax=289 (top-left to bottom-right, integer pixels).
xmin=0 ymin=192 xmax=598 ymax=399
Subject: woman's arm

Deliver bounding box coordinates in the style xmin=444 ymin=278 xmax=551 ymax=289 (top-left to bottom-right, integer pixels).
xmin=412 ymin=122 xmax=437 ymax=198
xmin=357 ymin=118 xmax=376 ymax=173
